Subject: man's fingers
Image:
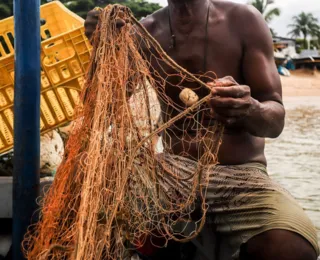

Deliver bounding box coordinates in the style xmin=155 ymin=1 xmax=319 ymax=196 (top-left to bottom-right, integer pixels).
xmin=87 ymin=9 xmax=102 ymax=17
xmin=84 ymin=10 xmax=101 ymax=39
xmin=207 ymin=80 xmax=234 ymax=88
xmin=210 ymin=97 xmax=250 ymax=108
xmin=210 ymin=85 xmax=250 ymax=98
xmin=84 ymin=18 xmax=99 ymax=29
xmin=85 ymin=8 xmax=128 ymax=41
xmin=207 ymin=76 xmax=239 ymax=87
xmin=207 ymin=77 xmax=250 ymax=126
xmin=116 ymin=18 xmax=126 ymax=29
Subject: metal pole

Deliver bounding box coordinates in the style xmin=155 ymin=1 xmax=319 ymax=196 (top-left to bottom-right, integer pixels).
xmin=13 ymin=0 xmax=41 ymax=258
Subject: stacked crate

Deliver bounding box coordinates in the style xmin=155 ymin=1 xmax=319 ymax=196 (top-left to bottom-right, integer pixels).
xmin=0 ymin=1 xmax=92 ymax=154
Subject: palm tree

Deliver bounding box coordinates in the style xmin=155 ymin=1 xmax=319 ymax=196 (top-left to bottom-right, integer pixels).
xmin=288 ymin=12 xmax=320 ymax=49
xmin=249 ymin=0 xmax=281 ymax=23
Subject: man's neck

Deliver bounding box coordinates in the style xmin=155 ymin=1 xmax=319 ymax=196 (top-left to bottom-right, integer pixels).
xmin=168 ymin=0 xmax=210 ymax=23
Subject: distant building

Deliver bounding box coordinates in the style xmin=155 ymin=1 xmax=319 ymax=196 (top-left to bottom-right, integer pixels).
xmin=273 ymin=37 xmax=298 ymax=59
xmin=273 ymin=37 xmax=296 ymax=49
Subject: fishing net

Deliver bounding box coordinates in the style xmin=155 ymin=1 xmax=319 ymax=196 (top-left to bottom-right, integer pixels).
xmin=24 ymin=5 xmax=224 ymax=259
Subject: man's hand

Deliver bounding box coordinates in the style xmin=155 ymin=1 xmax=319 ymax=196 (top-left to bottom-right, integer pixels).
xmin=84 ymin=7 xmax=126 ymax=43
xmin=84 ymin=9 xmax=101 ymax=42
xmin=208 ymin=76 xmax=257 ymax=126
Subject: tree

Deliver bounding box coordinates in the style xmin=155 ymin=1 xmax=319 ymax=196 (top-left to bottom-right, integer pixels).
xmin=62 ymin=0 xmax=95 ymax=18
xmin=0 ymin=0 xmax=51 ymax=19
xmin=0 ymin=1 xmax=12 ymax=19
xmin=288 ymin=12 xmax=320 ymax=49
xmin=123 ymin=0 xmax=161 ymax=20
xmin=249 ymin=0 xmax=281 ymax=23
xmin=97 ymin=0 xmax=162 ymax=20
xmin=61 ymin=0 xmax=161 ymax=20
xmin=270 ymin=28 xmax=277 ymax=37
xmin=0 ymin=4 xmax=11 ymax=19
xmin=0 ymin=0 xmax=161 ymax=21
xmin=249 ymin=0 xmax=280 ymax=37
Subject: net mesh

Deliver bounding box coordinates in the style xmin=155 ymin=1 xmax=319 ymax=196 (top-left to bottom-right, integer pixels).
xmin=24 ymin=5 xmax=224 ymax=259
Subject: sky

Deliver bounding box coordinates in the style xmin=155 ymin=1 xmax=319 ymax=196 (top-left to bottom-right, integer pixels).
xmin=148 ymin=0 xmax=320 ymax=37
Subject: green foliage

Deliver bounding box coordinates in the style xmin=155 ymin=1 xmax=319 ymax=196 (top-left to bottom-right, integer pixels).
xmin=116 ymin=0 xmax=161 ymax=20
xmin=295 ymin=38 xmax=320 ymax=52
xmin=0 ymin=1 xmax=12 ymax=19
xmin=0 ymin=0 xmax=54 ymax=19
xmin=264 ymin=6 xmax=280 ymax=23
xmin=95 ymin=0 xmax=162 ymax=20
xmin=270 ymin=27 xmax=277 ymax=37
xmin=248 ymin=0 xmax=281 ymax=24
xmin=295 ymin=38 xmax=304 ymax=53
xmin=248 ymin=0 xmax=280 ymax=37
xmin=61 ymin=0 xmax=95 ymax=18
xmin=0 ymin=0 xmax=162 ymax=21
xmin=311 ymin=39 xmax=319 ymax=49
xmin=288 ymin=12 xmax=320 ymax=49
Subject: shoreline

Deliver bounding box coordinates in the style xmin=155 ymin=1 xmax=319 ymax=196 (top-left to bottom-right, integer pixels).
xmin=266 ymin=69 xmax=320 ymax=242
xmin=281 ymin=69 xmax=320 ymax=97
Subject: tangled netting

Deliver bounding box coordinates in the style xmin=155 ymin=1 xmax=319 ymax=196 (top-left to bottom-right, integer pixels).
xmin=24 ymin=5 xmax=224 ymax=259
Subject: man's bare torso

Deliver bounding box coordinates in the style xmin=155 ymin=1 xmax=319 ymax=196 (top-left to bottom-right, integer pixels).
xmin=140 ymin=1 xmax=267 ymax=165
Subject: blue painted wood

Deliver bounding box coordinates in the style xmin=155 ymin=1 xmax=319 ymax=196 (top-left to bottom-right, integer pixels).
xmin=13 ymin=0 xmax=41 ymax=258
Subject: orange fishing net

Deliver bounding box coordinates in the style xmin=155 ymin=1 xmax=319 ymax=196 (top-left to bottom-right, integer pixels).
xmin=24 ymin=5 xmax=224 ymax=259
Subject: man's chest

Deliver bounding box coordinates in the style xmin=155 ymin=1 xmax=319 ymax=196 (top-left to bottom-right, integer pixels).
xmin=148 ymin=23 xmax=244 ymax=82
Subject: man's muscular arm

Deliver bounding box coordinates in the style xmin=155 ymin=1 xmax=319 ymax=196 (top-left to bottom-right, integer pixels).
xmin=241 ymin=6 xmax=285 ymax=138
xmin=209 ymin=5 xmax=285 ymax=138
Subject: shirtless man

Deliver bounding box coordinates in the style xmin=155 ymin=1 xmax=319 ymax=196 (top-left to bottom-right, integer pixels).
xmin=84 ymin=1 xmax=319 ymax=259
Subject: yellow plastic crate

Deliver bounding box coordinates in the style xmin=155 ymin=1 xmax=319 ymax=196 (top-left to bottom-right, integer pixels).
xmin=0 ymin=1 xmax=92 ymax=154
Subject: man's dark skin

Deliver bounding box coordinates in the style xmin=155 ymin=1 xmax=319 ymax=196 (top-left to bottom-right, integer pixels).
xmin=85 ymin=1 xmax=317 ymax=259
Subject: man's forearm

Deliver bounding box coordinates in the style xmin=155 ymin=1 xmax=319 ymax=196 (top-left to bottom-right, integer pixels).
xmin=243 ymin=98 xmax=285 ymax=138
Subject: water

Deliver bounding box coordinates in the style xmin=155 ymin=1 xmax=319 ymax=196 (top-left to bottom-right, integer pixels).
xmin=265 ymin=96 xmax=320 ymax=242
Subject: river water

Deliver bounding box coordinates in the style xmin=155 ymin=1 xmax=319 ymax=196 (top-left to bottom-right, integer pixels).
xmin=265 ymin=96 xmax=320 ymax=242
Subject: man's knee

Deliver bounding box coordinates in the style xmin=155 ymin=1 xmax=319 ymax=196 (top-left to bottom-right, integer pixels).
xmin=240 ymin=229 xmax=317 ymax=260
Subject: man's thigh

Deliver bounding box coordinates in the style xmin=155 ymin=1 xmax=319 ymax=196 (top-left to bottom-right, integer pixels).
xmin=239 ymin=229 xmax=317 ymax=260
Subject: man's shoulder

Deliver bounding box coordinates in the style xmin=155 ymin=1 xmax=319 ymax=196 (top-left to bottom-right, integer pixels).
xmin=139 ymin=7 xmax=167 ymax=33
xmin=213 ymin=0 xmax=264 ymax=26
xmin=212 ymin=0 xmax=258 ymax=14
xmin=213 ymin=0 xmax=268 ymax=40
